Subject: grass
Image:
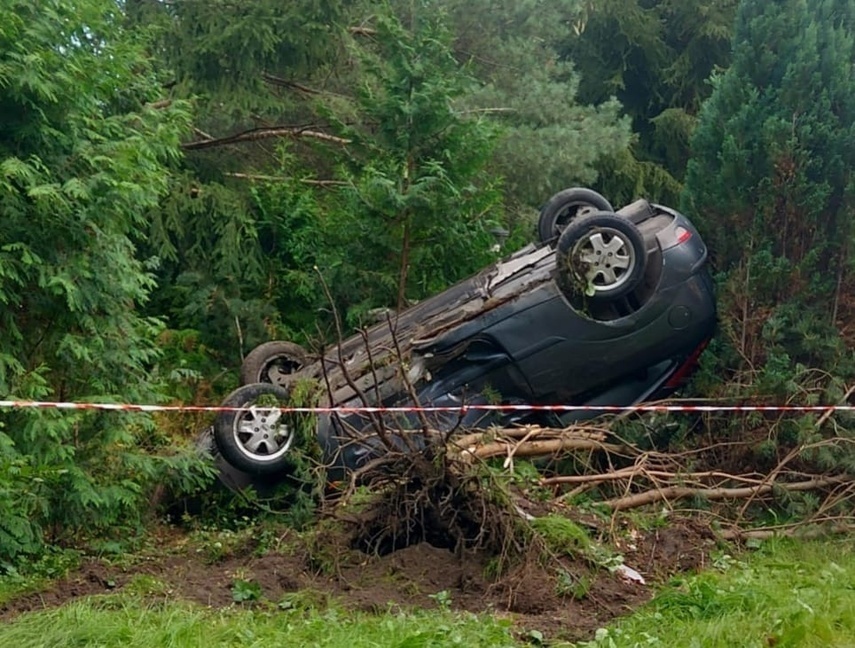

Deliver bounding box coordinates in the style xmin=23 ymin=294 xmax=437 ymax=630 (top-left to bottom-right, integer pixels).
xmin=0 ymin=592 xmax=518 ymax=648
xmin=573 ymin=537 xmax=855 ymax=648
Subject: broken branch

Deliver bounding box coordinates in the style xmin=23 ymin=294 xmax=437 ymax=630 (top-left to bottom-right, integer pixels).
xmin=182 ymin=126 xmax=350 ymax=151
xmin=261 ymin=73 xmax=325 ymax=95
xmin=542 ymin=469 xmax=769 ymax=487
xmin=459 ymin=437 xmax=622 ymax=462
xmin=223 ymin=172 xmax=347 ymax=186
xmin=603 ymin=475 xmax=849 ymax=511
xmin=349 ymin=26 xmax=377 ymax=36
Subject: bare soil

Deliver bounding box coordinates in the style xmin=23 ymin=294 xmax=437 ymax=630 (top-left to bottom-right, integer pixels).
xmin=0 ymin=519 xmax=715 ymax=643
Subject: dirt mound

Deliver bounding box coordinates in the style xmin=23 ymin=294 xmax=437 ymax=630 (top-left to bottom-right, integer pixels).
xmin=0 ymin=520 xmax=714 ymax=642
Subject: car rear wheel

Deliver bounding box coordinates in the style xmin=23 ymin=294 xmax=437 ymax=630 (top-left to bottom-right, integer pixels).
xmin=214 ymin=383 xmax=303 ymax=475
xmin=556 ymin=212 xmax=647 ymax=302
xmin=537 ymin=188 xmax=614 ymax=245
xmin=240 ymin=341 xmax=307 ymax=387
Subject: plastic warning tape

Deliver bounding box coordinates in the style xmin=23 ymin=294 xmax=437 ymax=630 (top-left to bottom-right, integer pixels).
xmin=1 ymin=400 xmax=854 ymax=414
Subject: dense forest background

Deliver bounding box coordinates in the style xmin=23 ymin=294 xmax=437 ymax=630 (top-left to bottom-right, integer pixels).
xmin=1 ymin=0 xmax=854 ymax=564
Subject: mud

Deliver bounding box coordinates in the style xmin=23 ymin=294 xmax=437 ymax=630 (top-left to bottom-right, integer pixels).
xmin=0 ymin=519 xmax=714 ymax=643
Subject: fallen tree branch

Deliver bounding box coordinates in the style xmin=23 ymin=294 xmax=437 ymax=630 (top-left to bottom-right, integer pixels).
xmin=182 ymin=126 xmax=350 ymax=151
xmin=720 ymin=519 xmax=855 ymax=540
xmin=349 ymin=26 xmax=377 ymax=36
xmin=455 ymin=107 xmax=517 ymax=116
xmin=223 ymin=172 xmax=347 ymax=186
xmin=261 ymin=73 xmax=325 ymax=95
xmin=542 ymin=469 xmax=769 ymax=487
xmin=443 ymin=425 xmax=627 ymax=463
xmin=192 ymin=127 xmax=215 ymax=141
xmin=462 ymin=437 xmax=623 ymax=462
xmin=451 ymin=425 xmax=612 ymax=451
xmin=816 ymin=383 xmax=855 ymax=428
xmin=603 ymin=475 xmax=849 ymax=511
xmin=735 ymin=437 xmax=855 ymax=524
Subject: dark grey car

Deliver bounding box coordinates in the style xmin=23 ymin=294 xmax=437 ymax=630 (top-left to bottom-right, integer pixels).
xmin=208 ymin=189 xmax=716 ymax=484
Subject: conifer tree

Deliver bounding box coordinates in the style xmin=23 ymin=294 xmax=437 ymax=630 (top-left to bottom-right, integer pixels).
xmin=683 ymin=0 xmax=855 ymax=393
xmin=0 ymin=0 xmax=202 ymax=560
xmin=125 ymin=0 xmax=354 ymax=354
xmin=564 ymin=0 xmax=738 ymax=205
xmin=326 ymin=12 xmax=502 ymax=317
xmin=418 ymin=0 xmax=631 ymax=209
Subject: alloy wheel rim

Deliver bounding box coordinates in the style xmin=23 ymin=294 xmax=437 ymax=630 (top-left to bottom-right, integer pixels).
xmin=573 ymin=227 xmax=635 ymax=291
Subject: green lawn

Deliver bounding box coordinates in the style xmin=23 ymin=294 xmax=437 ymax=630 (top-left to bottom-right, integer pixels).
xmin=576 ymin=537 xmax=855 ymax=648
xmin=0 ymin=597 xmax=517 ymax=648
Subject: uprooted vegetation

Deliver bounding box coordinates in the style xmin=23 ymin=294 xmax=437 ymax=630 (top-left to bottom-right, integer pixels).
xmin=294 ymin=314 xmax=855 ymax=569
xmin=187 ymin=298 xmax=836 ymax=611
xmin=343 ymin=410 xmax=855 ymax=544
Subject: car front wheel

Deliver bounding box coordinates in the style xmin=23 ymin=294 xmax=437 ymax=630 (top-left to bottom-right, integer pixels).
xmin=213 ymin=383 xmax=303 ymax=475
xmin=556 ymin=212 xmax=647 ymax=302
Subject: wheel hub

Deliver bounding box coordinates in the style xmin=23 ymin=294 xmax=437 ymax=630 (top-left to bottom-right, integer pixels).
xmin=264 ymin=357 xmax=302 ymax=388
xmin=575 ymin=229 xmax=634 ymax=291
xmin=235 ymin=405 xmax=295 ymax=460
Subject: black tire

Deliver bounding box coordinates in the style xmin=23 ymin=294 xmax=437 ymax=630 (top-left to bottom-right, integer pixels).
xmin=240 ymin=341 xmax=307 ymax=387
xmin=556 ymin=212 xmax=647 ymax=302
xmin=213 ymin=383 xmax=304 ymax=475
xmin=195 ymin=426 xmax=286 ymax=495
xmin=537 ymin=188 xmax=614 ymax=245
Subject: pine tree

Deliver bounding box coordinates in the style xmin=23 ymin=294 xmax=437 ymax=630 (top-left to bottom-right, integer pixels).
xmin=127 ymin=0 xmax=354 ymax=356
xmin=420 ymin=0 xmax=632 ymax=209
xmin=682 ymin=0 xmax=855 ymax=418
xmin=127 ymin=0 xmax=628 ymax=351
xmin=684 ymin=0 xmax=855 ymax=306
xmin=563 ymin=0 xmax=738 ymax=204
xmin=293 ymin=10 xmax=503 ymax=322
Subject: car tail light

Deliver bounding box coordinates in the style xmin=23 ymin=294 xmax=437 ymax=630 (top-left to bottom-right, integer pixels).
xmin=660 ymin=225 xmax=694 ymax=250
xmin=674 ymin=226 xmax=692 ymax=244
xmin=664 ymin=338 xmax=710 ymax=389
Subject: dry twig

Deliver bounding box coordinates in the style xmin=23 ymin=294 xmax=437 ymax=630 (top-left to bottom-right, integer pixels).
xmin=603 ymin=475 xmax=848 ymax=512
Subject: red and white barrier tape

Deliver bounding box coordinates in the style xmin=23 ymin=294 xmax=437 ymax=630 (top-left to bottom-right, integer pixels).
xmin=0 ymin=400 xmax=853 ymax=414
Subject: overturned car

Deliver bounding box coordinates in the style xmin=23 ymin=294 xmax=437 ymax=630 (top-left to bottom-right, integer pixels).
xmin=206 ymin=189 xmax=716 ymax=486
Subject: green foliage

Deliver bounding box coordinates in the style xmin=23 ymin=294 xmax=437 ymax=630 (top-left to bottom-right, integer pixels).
xmin=136 ymin=2 xmax=519 ymax=348
xmin=248 ymin=172 xmax=328 ymax=337
xmin=0 ymin=0 xmax=213 ymax=563
xmin=0 ymin=548 xmax=80 ymax=605
xmin=530 ymin=515 xmax=624 ymax=574
xmin=564 ymin=0 xmax=737 ymax=202
xmin=577 ymin=538 xmax=855 ymax=647
xmin=188 ymin=524 xmax=265 ymax=565
xmin=680 ymin=0 xmax=855 ymax=484
xmin=683 ymin=0 xmax=855 ymax=360
xmin=428 ymin=589 xmax=453 ymax=611
xmin=530 ymin=515 xmax=593 ymax=558
xmin=129 ymin=0 xmax=354 ymax=360
xmin=130 ymin=0 xmax=347 ymax=119
xmin=231 ymin=578 xmax=263 ymax=603
xmin=684 ymin=0 xmax=855 ymax=285
xmin=334 ymin=13 xmax=501 ymax=313
xmin=425 ymin=0 xmax=631 ymax=209
xmin=144 ymin=173 xmax=279 ymax=363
